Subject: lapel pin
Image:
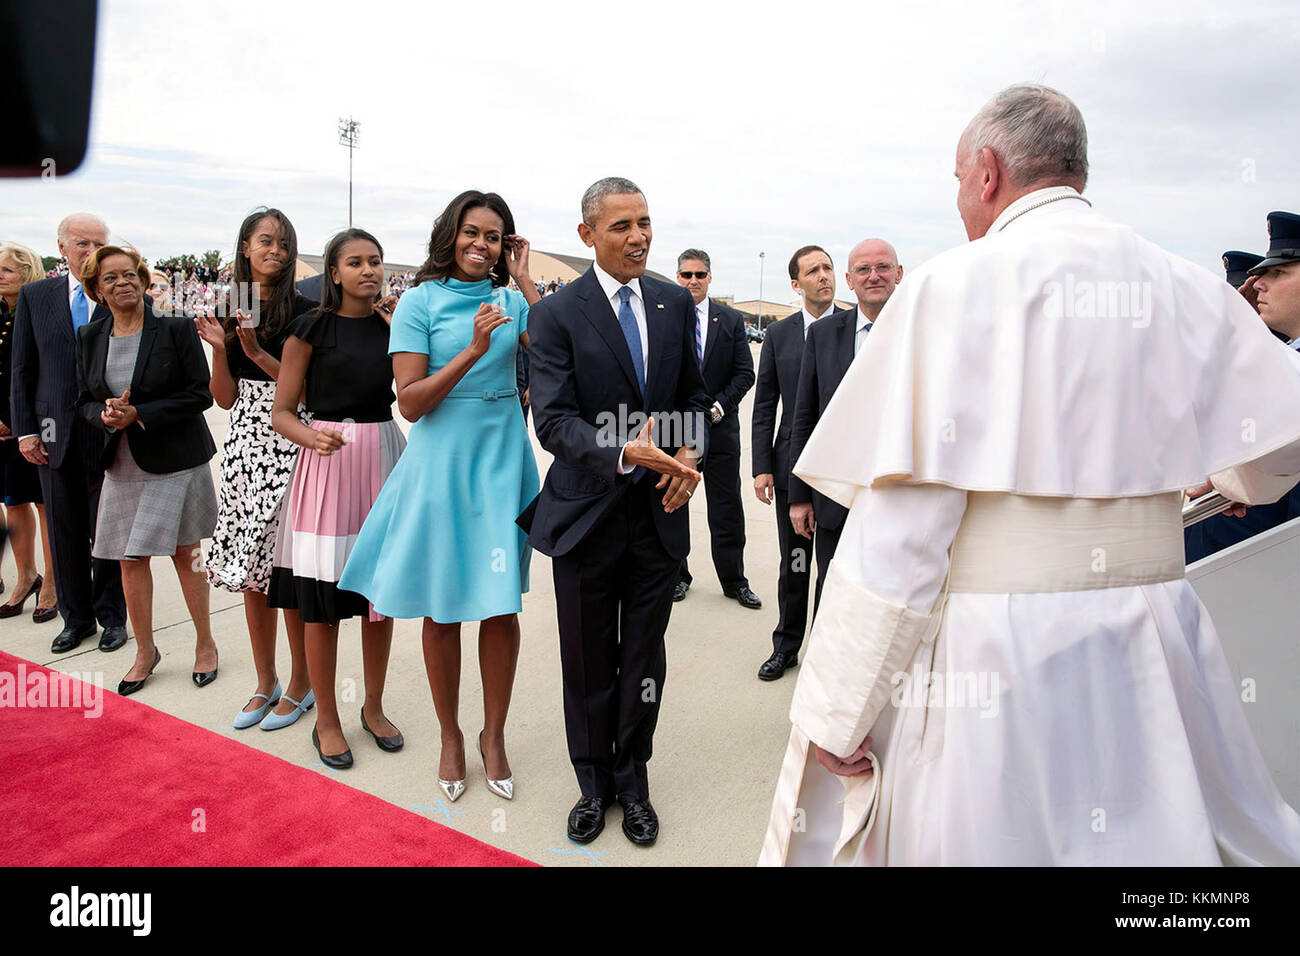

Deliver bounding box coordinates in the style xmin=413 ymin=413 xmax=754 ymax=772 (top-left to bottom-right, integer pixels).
xmin=656 ymin=303 xmax=664 ymax=309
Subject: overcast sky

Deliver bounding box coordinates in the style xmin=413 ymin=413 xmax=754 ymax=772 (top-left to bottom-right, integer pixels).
xmin=3 ymin=0 xmax=1297 ymax=304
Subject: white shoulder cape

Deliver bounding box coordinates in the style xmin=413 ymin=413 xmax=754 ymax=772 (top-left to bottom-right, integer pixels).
xmin=794 ymin=198 xmax=1300 ymax=504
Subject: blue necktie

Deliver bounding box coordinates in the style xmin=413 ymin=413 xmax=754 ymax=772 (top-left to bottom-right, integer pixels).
xmin=616 ymin=286 xmax=645 ymax=396
xmin=616 ymin=286 xmax=649 ymax=482
xmin=72 ymin=284 xmax=89 ymax=330
xmin=696 ymin=305 xmax=704 ymax=368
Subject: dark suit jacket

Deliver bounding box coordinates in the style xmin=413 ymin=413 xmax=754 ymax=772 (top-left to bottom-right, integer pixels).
xmin=788 ymin=307 xmax=862 ymax=530
xmin=520 ymin=268 xmax=712 ymax=559
xmin=11 ymin=275 xmax=112 ymax=469
xmin=752 ymin=310 xmax=812 ymax=491
xmin=75 ymin=307 xmax=216 ymax=474
xmin=698 ymin=299 xmax=755 ymax=442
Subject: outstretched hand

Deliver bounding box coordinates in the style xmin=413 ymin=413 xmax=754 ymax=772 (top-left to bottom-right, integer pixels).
xmin=623 ymin=416 xmax=701 ymax=513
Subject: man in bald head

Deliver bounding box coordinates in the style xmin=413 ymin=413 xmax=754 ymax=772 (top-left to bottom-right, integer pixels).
xmin=787 ymin=239 xmax=902 ymax=595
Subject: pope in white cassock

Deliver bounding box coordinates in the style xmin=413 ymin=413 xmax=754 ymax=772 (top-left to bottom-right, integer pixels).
xmin=760 ymin=83 xmax=1300 ymax=866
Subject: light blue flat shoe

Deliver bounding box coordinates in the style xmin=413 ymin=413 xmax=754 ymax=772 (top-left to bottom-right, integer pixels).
xmin=260 ymin=688 xmax=315 ymax=731
xmin=233 ymin=681 xmax=282 ymax=729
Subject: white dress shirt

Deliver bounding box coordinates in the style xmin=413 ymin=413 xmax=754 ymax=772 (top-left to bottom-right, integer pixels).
xmin=854 ymin=307 xmax=873 ymax=354
xmin=802 ymin=302 xmax=833 ymax=338
xmin=592 ymin=263 xmax=650 ymax=474
xmin=593 ymin=262 xmax=648 ymax=374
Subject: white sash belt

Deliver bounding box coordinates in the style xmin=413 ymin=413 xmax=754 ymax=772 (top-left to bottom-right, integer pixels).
xmin=948 ymin=491 xmax=1185 ymax=593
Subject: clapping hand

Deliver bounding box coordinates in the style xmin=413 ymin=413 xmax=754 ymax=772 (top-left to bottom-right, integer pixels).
xmin=194 ymin=311 xmax=226 ymax=351
xmin=469 ymin=301 xmax=512 ymax=358
xmin=374 ymin=294 xmax=397 ymax=325
xmin=234 ymin=313 xmax=265 ymax=362
xmin=101 ymin=388 xmax=138 ymax=429
xmin=311 ymin=427 xmax=345 ymax=457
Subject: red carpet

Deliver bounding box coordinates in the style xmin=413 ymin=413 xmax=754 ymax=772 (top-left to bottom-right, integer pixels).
xmin=0 ymin=651 xmax=533 ymax=866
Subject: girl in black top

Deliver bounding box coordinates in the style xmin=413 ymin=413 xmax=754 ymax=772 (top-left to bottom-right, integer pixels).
xmin=268 ymin=228 xmax=403 ymax=768
xmin=195 ymin=208 xmax=320 ymax=731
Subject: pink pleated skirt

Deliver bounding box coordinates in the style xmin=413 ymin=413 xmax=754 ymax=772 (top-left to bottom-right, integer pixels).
xmin=267 ymin=418 xmax=406 ymax=624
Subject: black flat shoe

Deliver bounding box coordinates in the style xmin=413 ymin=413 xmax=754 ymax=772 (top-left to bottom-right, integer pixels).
xmin=673 ymin=580 xmax=689 ymax=602
xmin=99 ymin=625 xmax=128 ymax=652
xmin=312 ymin=726 xmax=354 ymax=770
xmin=360 ymin=710 xmax=403 ymax=752
xmin=567 ymin=795 xmax=610 ymax=844
xmin=51 ymin=622 xmax=96 ymax=654
xmin=0 ymin=574 xmax=41 ymax=617
xmin=757 ymin=651 xmax=799 ymax=681
xmin=117 ymin=648 xmax=161 ymax=697
xmin=723 ymin=585 xmax=762 ymax=609
xmin=192 ymin=664 xmax=218 ymax=688
xmin=32 ymin=604 xmax=59 ymax=624
xmin=618 ymin=796 xmax=659 ymax=846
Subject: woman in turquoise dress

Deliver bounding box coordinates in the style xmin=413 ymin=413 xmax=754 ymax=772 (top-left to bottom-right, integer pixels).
xmin=340 ymin=190 xmax=540 ymax=803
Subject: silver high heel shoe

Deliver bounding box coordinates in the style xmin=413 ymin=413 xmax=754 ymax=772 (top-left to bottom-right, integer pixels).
xmin=438 ymin=777 xmax=466 ymax=803
xmin=479 ymin=730 xmax=514 ymax=801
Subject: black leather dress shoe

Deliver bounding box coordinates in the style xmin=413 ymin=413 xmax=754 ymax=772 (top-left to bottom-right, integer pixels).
xmin=51 ymin=623 xmax=96 ymax=654
xmin=192 ymin=666 xmax=218 ymax=688
xmin=673 ymin=580 xmax=689 ymax=602
xmin=99 ymin=625 xmax=128 ymax=652
xmin=723 ymin=585 xmax=763 ymax=609
xmin=757 ymin=651 xmax=799 ymax=681
xmin=566 ymin=795 xmax=610 ymax=844
xmin=618 ymin=796 xmax=659 ymax=846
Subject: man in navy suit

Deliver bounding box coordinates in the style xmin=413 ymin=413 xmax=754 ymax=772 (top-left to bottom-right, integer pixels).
xmin=751 ymin=245 xmax=838 ymax=681
xmin=523 ymin=177 xmax=711 ymax=847
xmin=788 ymin=238 xmax=902 ymax=606
xmin=673 ymin=248 xmax=759 ymax=609
xmin=11 ymin=213 xmax=127 ymax=653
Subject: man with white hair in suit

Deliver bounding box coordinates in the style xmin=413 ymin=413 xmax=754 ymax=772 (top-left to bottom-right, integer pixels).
xmin=760 ymin=84 xmax=1300 ymax=866
xmin=11 ymin=213 xmax=128 ymax=654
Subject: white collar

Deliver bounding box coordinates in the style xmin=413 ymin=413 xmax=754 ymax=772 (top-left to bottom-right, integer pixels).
xmin=593 ymin=261 xmax=642 ymax=304
xmin=991 ymin=185 xmax=1091 ymax=234
xmin=802 ymin=303 xmax=833 ymax=326
xmin=855 ymin=306 xmax=873 ymax=332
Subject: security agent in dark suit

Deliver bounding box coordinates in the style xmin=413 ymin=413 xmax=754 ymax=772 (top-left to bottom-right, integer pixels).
xmin=1187 ymin=215 xmax=1300 ymax=563
xmin=788 ymin=239 xmax=902 ymax=615
xmin=751 ymin=245 xmax=838 ymax=681
xmin=10 ymin=214 xmax=127 ymax=653
xmin=673 ymin=249 xmax=759 ymax=608
xmin=520 ymin=178 xmax=711 ymax=847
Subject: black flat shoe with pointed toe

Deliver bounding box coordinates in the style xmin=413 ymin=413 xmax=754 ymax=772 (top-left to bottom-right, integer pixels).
xmin=117 ymin=648 xmax=161 ymax=697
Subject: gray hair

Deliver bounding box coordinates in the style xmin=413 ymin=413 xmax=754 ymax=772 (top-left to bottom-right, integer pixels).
xmin=581 ymin=177 xmax=642 ymax=225
xmin=57 ymin=213 xmax=109 ymax=241
xmin=960 ymin=83 xmax=1088 ymax=190
xmin=677 ymin=248 xmax=711 ymax=272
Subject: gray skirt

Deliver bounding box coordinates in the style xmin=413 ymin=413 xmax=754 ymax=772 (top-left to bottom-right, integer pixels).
xmin=92 ymin=437 xmax=218 ymax=561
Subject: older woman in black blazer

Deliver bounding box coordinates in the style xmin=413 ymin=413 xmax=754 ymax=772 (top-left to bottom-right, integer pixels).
xmin=76 ymin=246 xmax=220 ymax=697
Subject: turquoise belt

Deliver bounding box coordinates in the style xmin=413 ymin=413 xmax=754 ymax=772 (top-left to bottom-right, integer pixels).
xmin=445 ymin=388 xmax=518 ymax=401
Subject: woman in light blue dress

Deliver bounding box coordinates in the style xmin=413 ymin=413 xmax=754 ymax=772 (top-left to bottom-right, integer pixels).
xmin=340 ymin=190 xmax=540 ymax=802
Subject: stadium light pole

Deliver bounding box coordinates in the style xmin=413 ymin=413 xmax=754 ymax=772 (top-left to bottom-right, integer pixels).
xmin=758 ymin=251 xmax=765 ymax=330
xmin=338 ymin=116 xmax=360 ymax=227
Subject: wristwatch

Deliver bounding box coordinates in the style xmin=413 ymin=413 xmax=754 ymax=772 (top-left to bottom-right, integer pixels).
xmin=710 ymin=402 xmax=724 ymax=424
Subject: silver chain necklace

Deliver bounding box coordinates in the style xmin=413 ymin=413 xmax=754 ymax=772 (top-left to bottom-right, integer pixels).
xmin=996 ymin=192 xmax=1091 ymax=232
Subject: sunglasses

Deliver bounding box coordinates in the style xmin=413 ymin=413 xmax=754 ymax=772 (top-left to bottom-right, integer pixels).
xmin=678 ymin=270 xmax=709 ymax=279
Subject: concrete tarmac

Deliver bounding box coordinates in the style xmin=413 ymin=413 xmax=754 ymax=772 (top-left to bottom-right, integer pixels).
xmin=3 ymin=342 xmax=807 ymax=867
